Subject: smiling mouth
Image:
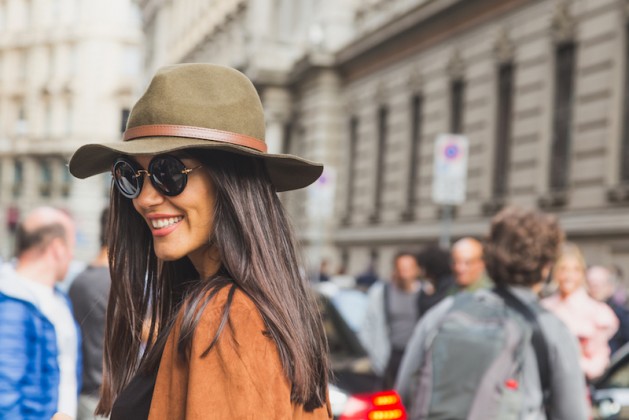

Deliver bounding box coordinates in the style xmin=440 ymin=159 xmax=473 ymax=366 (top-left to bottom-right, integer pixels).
xmin=151 ymin=216 xmax=183 ymax=230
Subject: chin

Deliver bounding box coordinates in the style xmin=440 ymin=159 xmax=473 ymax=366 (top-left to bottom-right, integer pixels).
xmin=154 ymin=248 xmax=185 ymax=262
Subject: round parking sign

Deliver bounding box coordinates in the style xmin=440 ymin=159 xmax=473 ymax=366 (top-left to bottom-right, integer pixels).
xmin=444 ymin=143 xmax=459 ymax=160
xmin=432 ymin=134 xmax=469 ymax=205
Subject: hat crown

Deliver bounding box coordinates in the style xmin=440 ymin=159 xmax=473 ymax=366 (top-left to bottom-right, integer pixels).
xmin=127 ymin=63 xmax=266 ymax=142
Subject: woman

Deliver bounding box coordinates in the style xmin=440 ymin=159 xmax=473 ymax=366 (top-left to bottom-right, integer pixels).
xmin=542 ymin=242 xmax=618 ymax=381
xmin=67 ymin=64 xmax=331 ymax=419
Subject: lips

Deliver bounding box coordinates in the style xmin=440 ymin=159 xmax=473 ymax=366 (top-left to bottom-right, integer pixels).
xmin=150 ymin=216 xmax=183 ymax=230
xmin=145 ymin=214 xmax=184 ymax=237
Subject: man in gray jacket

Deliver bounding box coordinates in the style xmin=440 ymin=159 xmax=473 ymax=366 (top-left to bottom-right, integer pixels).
xmin=396 ymin=207 xmax=588 ymax=420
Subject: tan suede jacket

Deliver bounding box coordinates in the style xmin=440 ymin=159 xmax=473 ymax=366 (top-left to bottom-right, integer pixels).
xmin=148 ymin=287 xmax=332 ymax=419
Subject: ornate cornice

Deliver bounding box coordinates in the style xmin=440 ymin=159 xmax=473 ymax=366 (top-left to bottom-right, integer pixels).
xmin=551 ymin=1 xmax=576 ymax=44
xmin=493 ymin=28 xmax=515 ymax=63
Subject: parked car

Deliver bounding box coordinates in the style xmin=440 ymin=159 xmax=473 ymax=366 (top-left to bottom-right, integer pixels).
xmin=591 ymin=343 xmax=629 ymax=419
xmin=314 ymin=282 xmax=407 ymax=420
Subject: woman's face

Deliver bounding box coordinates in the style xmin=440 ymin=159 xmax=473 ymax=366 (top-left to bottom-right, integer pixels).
xmin=131 ymin=155 xmax=216 ymax=272
xmin=554 ymin=255 xmax=585 ymax=297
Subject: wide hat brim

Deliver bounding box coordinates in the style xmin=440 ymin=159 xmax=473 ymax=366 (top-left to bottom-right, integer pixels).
xmin=68 ymin=137 xmax=323 ymax=193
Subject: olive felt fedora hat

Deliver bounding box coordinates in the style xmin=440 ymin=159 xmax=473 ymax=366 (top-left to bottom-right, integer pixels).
xmin=68 ymin=63 xmax=323 ymax=192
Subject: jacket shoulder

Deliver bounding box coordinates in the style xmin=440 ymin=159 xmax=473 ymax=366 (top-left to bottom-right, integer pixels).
xmin=0 ymin=293 xmax=40 ymax=322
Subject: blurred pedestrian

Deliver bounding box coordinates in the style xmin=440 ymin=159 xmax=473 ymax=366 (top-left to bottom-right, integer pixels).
xmin=415 ymin=245 xmax=454 ymax=317
xmin=610 ymin=264 xmax=628 ymax=307
xmin=69 ymin=208 xmax=111 ymax=420
xmin=0 ymin=207 xmax=81 ymax=419
xmin=318 ymin=259 xmax=330 ymax=282
xmin=68 ymin=63 xmax=331 ymax=419
xmin=587 ymin=265 xmax=629 ymax=355
xmin=359 ymin=251 xmax=421 ymax=387
xmin=355 ymin=261 xmax=379 ymax=291
xmin=450 ymin=237 xmax=492 ymax=293
xmin=542 ymin=243 xmax=618 ymax=381
xmin=397 ymin=207 xmax=587 ymax=420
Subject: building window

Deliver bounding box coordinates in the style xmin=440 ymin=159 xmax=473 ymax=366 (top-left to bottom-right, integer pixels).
xmin=24 ymin=0 xmax=32 ymax=27
xmin=61 ymin=160 xmax=72 ymax=197
xmin=69 ymin=44 xmax=78 ymax=76
xmin=45 ymin=102 xmax=52 ymax=137
xmin=12 ymin=160 xmax=23 ymax=198
xmin=281 ymin=122 xmax=292 ymax=154
xmin=621 ymin=23 xmax=629 ymax=183
xmin=120 ymin=108 xmax=130 ymax=133
xmin=123 ymin=45 xmax=140 ymax=76
xmin=15 ymin=103 xmax=28 ymax=135
xmin=47 ymin=47 xmax=55 ymax=79
xmin=550 ymin=41 xmax=576 ymax=191
xmin=343 ymin=117 xmax=358 ymax=224
xmin=18 ymin=50 xmax=27 ymax=81
xmin=493 ymin=62 xmax=514 ymax=198
xmin=66 ymin=101 xmax=73 ymax=136
xmin=370 ymin=106 xmax=388 ymax=223
xmin=450 ymin=78 xmax=465 ymax=134
xmin=39 ymin=160 xmax=52 ymax=197
xmin=403 ymin=94 xmax=423 ymax=219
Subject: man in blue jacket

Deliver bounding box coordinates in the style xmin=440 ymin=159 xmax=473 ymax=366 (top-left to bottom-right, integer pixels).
xmin=0 ymin=207 xmax=81 ymax=419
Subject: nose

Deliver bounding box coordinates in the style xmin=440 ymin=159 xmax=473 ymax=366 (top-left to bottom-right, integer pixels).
xmin=133 ymin=175 xmax=164 ymax=208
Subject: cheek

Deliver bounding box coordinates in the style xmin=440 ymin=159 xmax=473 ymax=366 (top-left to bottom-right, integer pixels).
xmin=132 ymin=199 xmax=142 ymax=214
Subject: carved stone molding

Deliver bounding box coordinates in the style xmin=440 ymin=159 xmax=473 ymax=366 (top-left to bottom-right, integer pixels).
xmin=607 ymin=183 xmax=629 ymax=203
xmin=482 ymin=196 xmax=506 ymax=216
xmin=407 ymin=67 xmax=423 ymax=93
xmin=493 ymin=28 xmax=515 ymax=64
xmin=343 ymin=95 xmax=358 ymax=115
xmin=374 ymin=81 xmax=388 ymax=104
xmin=552 ymin=1 xmax=576 ymax=44
xmin=447 ymin=49 xmax=465 ymax=80
xmin=538 ymin=189 xmax=570 ymax=208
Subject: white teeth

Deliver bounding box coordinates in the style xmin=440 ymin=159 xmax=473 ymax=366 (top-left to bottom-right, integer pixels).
xmin=151 ymin=216 xmax=183 ymax=229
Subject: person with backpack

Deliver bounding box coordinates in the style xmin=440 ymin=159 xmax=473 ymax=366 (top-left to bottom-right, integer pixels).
xmin=396 ymin=207 xmax=588 ymax=420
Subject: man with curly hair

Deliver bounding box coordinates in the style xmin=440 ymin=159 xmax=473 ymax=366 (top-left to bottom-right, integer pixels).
xmin=396 ymin=207 xmax=587 ymax=420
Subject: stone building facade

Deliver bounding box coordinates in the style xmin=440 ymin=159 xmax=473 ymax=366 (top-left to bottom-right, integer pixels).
xmin=138 ymin=0 xmax=629 ymax=281
xmin=0 ymin=0 xmax=142 ymax=260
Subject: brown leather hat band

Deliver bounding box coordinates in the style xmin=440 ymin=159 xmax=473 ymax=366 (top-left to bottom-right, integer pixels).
xmin=123 ymin=124 xmax=268 ymax=153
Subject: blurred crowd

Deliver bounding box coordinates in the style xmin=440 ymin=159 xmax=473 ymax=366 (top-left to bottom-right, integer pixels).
xmin=319 ymin=207 xmax=628 ymax=419
xmin=0 ymin=207 xmax=110 ymax=420
xmin=1 ymin=203 xmax=628 ymax=419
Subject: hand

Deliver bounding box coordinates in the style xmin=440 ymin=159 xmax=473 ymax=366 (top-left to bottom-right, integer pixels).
xmin=51 ymin=413 xmax=73 ymax=420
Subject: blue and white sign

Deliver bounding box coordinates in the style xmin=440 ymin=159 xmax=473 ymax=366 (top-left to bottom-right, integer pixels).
xmin=432 ymin=134 xmax=469 ymax=205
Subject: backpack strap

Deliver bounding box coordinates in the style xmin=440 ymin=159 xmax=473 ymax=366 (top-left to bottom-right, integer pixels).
xmin=493 ymin=287 xmax=552 ymax=419
xmin=384 ymin=282 xmax=391 ymax=328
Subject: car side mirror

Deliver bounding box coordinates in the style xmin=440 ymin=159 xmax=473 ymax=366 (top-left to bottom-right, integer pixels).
xmin=595 ymin=397 xmax=621 ymax=420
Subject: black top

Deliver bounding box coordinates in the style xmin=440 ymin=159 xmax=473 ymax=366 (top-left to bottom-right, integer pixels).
xmin=110 ymin=366 xmax=159 ymax=420
xmin=68 ymin=265 xmax=111 ymax=395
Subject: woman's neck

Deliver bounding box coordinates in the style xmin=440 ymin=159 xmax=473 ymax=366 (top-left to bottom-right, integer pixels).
xmin=188 ymin=246 xmax=221 ymax=279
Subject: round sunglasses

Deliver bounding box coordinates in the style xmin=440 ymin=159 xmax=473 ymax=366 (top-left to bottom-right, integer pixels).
xmin=112 ymin=155 xmax=202 ymax=199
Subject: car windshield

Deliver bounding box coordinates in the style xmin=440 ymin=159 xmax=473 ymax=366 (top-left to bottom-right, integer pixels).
xmin=314 ymin=284 xmax=369 ymax=358
xmin=329 ymin=289 xmax=368 ymax=332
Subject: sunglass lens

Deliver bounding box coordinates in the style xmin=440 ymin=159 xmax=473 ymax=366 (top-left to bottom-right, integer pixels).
xmin=113 ymin=160 xmax=141 ymax=198
xmin=150 ymin=156 xmax=186 ymax=196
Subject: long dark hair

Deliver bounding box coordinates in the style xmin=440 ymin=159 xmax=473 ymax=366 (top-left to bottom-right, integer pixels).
xmin=97 ymin=150 xmax=329 ymax=414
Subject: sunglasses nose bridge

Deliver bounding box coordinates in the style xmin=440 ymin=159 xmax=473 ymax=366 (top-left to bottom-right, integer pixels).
xmin=135 ymin=169 xmax=151 ymax=179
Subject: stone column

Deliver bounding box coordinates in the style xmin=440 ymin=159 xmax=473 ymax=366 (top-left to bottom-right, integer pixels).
xmin=261 ymin=86 xmax=291 ymax=154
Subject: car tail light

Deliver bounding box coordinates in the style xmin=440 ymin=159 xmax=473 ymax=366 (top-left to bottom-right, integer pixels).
xmin=338 ymin=390 xmax=407 ymax=420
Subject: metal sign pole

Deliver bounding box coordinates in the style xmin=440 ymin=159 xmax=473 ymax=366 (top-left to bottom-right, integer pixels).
xmin=439 ymin=205 xmax=453 ymax=249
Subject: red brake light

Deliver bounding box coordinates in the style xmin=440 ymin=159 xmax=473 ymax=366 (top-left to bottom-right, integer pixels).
xmin=339 ymin=390 xmax=407 ymax=420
